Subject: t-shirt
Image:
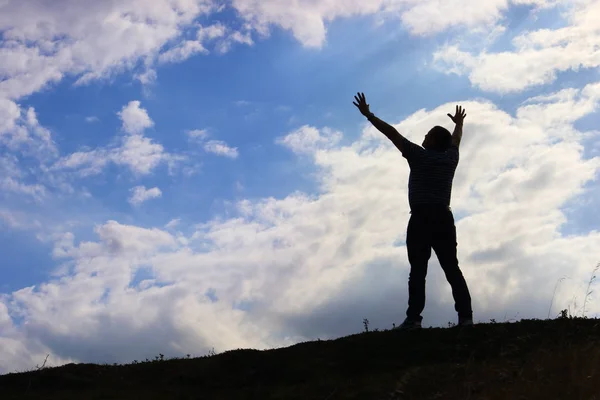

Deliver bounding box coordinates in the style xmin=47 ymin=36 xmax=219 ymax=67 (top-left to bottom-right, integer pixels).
xmin=399 ymin=137 xmax=459 ymax=209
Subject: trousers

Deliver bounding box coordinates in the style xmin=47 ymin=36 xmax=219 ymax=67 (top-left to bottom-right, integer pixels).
xmin=405 ymin=205 xmax=472 ymax=322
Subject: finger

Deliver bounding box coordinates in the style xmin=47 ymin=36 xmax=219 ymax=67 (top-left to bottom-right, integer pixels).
xmin=447 ymin=113 xmax=452 ymax=118
xmin=354 ymin=95 xmax=360 ymax=104
xmin=353 ymin=102 xmax=359 ymax=107
xmin=361 ymin=92 xmax=366 ymax=102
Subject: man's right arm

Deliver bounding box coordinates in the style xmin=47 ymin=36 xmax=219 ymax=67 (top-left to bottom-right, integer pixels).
xmin=353 ymin=92 xmax=420 ymax=158
xmin=366 ymin=112 xmax=414 ymax=155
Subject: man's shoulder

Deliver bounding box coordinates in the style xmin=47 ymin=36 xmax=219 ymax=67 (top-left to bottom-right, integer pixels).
xmin=401 ymin=139 xmax=425 ymax=159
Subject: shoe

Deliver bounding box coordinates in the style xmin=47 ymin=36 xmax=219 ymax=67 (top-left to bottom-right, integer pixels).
xmin=458 ymin=317 xmax=474 ymax=327
xmin=394 ymin=318 xmax=422 ymax=330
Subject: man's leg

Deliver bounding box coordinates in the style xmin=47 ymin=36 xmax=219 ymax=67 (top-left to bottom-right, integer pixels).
xmin=431 ymin=212 xmax=473 ymax=321
xmin=405 ymin=214 xmax=432 ymax=322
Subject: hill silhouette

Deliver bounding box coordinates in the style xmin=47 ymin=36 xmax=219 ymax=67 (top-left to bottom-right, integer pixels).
xmin=1 ymin=315 xmax=599 ymax=399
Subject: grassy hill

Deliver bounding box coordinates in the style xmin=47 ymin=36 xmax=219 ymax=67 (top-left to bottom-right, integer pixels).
xmin=1 ymin=316 xmax=599 ymax=400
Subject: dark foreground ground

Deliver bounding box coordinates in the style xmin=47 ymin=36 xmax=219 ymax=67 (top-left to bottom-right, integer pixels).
xmin=1 ymin=317 xmax=599 ymax=400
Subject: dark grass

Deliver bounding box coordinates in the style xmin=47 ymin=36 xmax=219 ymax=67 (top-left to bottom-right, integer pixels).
xmin=1 ymin=317 xmax=599 ymax=399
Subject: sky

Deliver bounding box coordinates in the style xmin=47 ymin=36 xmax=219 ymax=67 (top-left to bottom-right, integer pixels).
xmin=1 ymin=0 xmax=600 ymax=373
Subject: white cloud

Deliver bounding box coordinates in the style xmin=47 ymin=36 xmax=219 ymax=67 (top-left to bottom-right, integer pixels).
xmin=0 ymin=209 xmax=42 ymax=230
xmin=0 ymin=0 xmax=219 ymax=100
xmin=0 ymin=98 xmax=21 ymax=134
xmin=394 ymin=0 xmax=509 ymax=36
xmin=215 ymin=29 xmax=254 ymax=54
xmin=229 ymin=0 xmax=557 ymax=48
xmin=165 ymin=218 xmax=181 ymax=230
xmin=118 ymin=101 xmax=154 ymax=135
xmin=0 ymin=0 xmax=560 ymax=104
xmin=433 ymin=0 xmax=600 ymax=93
xmin=203 ymin=140 xmax=239 ymax=158
xmin=128 ymin=186 xmax=163 ymax=206
xmin=1 ymin=177 xmax=46 ymax=201
xmin=134 ymin=68 xmax=157 ymax=85
xmin=2 ymin=84 xmax=600 ymax=373
xmin=52 ymin=149 xmax=110 ymax=177
xmin=199 ymin=23 xmax=229 ymax=41
xmin=277 ymin=125 xmax=342 ymax=154
xmin=85 ymin=116 xmax=99 ymax=123
xmin=186 ymin=129 xmax=209 ymax=140
xmin=53 ymin=101 xmax=178 ymax=177
xmin=0 ymin=101 xmax=56 ymax=158
xmin=53 ymin=134 xmax=171 ymax=177
xmin=158 ymin=40 xmax=209 ymax=64
xmin=2 ymin=0 xmax=600 ymax=376
xmin=114 ymin=134 xmax=169 ymax=175
xmin=158 ymin=23 xmax=230 ymax=64
xmin=186 ymin=129 xmax=239 ymax=159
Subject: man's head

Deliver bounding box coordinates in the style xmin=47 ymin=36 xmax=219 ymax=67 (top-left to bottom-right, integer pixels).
xmin=422 ymin=126 xmax=451 ymax=151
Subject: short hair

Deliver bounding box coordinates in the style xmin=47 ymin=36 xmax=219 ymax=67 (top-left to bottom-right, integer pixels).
xmin=429 ymin=126 xmax=452 ymax=151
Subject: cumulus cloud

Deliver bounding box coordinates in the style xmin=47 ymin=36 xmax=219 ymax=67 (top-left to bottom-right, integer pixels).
xmin=118 ymin=101 xmax=154 ymax=135
xmin=53 ymin=101 xmax=177 ymax=177
xmin=0 ymin=101 xmax=59 ymax=204
xmin=433 ymin=0 xmax=600 ymax=93
xmin=0 ymin=1 xmax=263 ymax=101
xmin=186 ymin=129 xmax=209 ymax=140
xmin=230 ymin=0 xmax=557 ymax=48
xmin=1 ymin=0 xmax=599 ymax=377
xmin=53 ymin=135 xmax=171 ymax=177
xmin=186 ymin=129 xmax=239 ymax=158
xmin=158 ymin=40 xmax=209 ymax=64
xmin=203 ymin=140 xmax=239 ymax=159
xmin=134 ymin=68 xmax=158 ymax=86
xmin=158 ymin=23 xmax=228 ymax=64
xmin=0 ymin=98 xmax=22 ymax=135
xmin=165 ymin=218 xmax=181 ymax=230
xmin=0 ymin=100 xmax=56 ymax=158
xmin=0 ymin=177 xmax=46 ymax=201
xmin=277 ymin=125 xmax=342 ymax=154
xmin=0 ymin=0 xmax=559 ymax=102
xmin=114 ymin=134 xmax=170 ymax=175
xmin=2 ymin=84 xmax=600 ymax=373
xmin=215 ymin=29 xmax=254 ymax=54
xmin=0 ymin=0 xmax=220 ymax=100
xmin=129 ymin=186 xmax=163 ymax=206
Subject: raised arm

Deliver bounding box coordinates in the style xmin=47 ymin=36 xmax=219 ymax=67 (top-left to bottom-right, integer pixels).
xmin=353 ymin=92 xmax=410 ymax=153
xmin=447 ymin=105 xmax=467 ymax=147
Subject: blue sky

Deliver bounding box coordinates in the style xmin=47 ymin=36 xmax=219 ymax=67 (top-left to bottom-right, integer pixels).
xmin=1 ymin=0 xmax=600 ymax=372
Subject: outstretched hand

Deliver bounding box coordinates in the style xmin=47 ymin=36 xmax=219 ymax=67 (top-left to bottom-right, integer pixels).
xmin=447 ymin=105 xmax=467 ymax=125
xmin=353 ymin=92 xmax=372 ymax=117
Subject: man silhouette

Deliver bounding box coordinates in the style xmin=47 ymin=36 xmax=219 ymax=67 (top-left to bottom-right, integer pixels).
xmin=353 ymin=92 xmax=473 ymax=329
